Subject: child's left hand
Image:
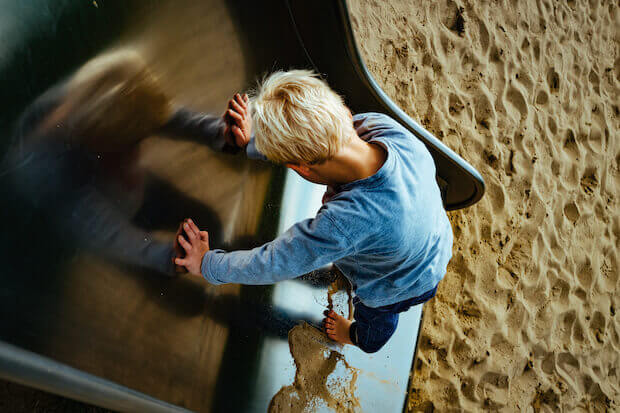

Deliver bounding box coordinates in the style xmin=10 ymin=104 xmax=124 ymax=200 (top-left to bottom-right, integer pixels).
xmin=174 ymin=219 xmax=210 ymax=276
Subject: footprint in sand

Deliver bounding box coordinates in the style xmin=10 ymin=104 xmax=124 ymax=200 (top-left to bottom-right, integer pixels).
xmin=535 ymin=89 xmax=549 ymax=106
xmin=576 ymin=258 xmax=594 ymax=290
xmin=572 ymin=319 xmax=586 ymax=345
xmin=506 ymin=300 xmax=527 ymax=331
xmin=439 ymin=1 xmax=466 ymax=37
xmin=589 ymin=311 xmax=606 ymax=345
xmin=557 ymin=352 xmax=580 ymax=377
xmin=580 ymin=169 xmax=599 ymax=195
xmin=477 ymin=18 xmax=490 ymax=53
xmin=563 ymin=201 xmax=580 ymax=224
xmin=563 ymin=128 xmax=580 ymax=159
xmin=532 ymin=38 xmax=541 ymax=61
xmin=588 ymin=69 xmax=600 ymax=94
xmin=550 ymin=278 xmax=570 ymax=306
xmin=546 ymin=68 xmax=561 ymax=93
xmin=505 ymin=86 xmax=528 ymax=121
xmin=556 ymin=310 xmax=577 ymax=343
xmin=599 ymin=255 xmax=618 ymax=293
xmin=541 ymin=352 xmax=556 ymax=375
xmin=448 ymin=92 xmax=465 ymax=117
xmin=476 ymin=371 xmax=510 ymax=408
xmin=547 ymin=115 xmax=558 ymax=135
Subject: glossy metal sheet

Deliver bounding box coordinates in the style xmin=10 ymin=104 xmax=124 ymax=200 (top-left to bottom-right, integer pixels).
xmin=0 ymin=1 xmax=440 ymax=411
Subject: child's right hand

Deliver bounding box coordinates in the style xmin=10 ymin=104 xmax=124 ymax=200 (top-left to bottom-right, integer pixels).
xmin=225 ymin=93 xmax=252 ymax=148
xmin=174 ymin=219 xmax=210 ymax=276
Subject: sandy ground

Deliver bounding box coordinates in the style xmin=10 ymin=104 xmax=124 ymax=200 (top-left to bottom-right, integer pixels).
xmin=349 ymin=0 xmax=619 ymax=411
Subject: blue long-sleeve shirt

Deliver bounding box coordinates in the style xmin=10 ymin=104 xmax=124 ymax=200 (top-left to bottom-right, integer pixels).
xmin=202 ymin=112 xmax=453 ymax=308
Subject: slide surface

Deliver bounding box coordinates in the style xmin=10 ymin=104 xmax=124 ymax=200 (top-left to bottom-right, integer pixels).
xmin=0 ymin=1 xmax=483 ymax=411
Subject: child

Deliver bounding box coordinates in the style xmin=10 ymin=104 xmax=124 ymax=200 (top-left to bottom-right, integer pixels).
xmin=175 ymin=70 xmax=453 ymax=353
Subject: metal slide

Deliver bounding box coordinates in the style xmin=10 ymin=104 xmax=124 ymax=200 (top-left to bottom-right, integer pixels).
xmin=0 ymin=1 xmax=484 ymax=411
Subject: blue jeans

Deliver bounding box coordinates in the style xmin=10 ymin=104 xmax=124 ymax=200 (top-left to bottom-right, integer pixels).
xmin=349 ymin=287 xmax=437 ymax=353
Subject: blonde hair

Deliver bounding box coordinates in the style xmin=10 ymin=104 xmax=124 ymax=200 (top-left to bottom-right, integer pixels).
xmin=250 ymin=70 xmax=354 ymax=164
xmin=63 ymin=49 xmax=172 ymax=151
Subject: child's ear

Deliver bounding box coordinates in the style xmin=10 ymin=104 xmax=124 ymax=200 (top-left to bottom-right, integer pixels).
xmin=285 ymin=162 xmax=311 ymax=177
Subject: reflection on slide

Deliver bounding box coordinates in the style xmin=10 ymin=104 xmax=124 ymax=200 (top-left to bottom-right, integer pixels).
xmin=5 ymin=51 xmax=227 ymax=277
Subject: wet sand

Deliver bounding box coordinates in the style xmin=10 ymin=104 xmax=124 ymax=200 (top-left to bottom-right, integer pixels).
xmin=349 ymin=0 xmax=619 ymax=411
xmin=269 ymin=322 xmax=360 ymax=413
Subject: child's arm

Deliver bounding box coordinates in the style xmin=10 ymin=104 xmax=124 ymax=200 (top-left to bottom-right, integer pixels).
xmin=160 ymin=107 xmax=240 ymax=154
xmin=161 ymin=94 xmax=268 ymax=161
xmin=176 ymin=209 xmax=354 ymax=284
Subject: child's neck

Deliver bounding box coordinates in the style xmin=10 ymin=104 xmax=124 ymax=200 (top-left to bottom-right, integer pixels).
xmin=322 ymin=136 xmax=388 ymax=186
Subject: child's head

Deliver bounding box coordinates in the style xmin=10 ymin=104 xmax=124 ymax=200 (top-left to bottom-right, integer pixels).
xmin=61 ymin=49 xmax=172 ymax=151
xmin=250 ymin=70 xmax=355 ymax=165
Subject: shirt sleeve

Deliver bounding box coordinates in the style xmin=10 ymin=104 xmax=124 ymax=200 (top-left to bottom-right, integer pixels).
xmin=160 ymin=108 xmax=240 ymax=154
xmin=245 ymin=135 xmax=268 ymax=161
xmin=353 ymin=112 xmax=413 ymax=145
xmin=201 ymin=209 xmax=354 ymax=285
xmin=162 ymin=108 xmax=269 ymax=160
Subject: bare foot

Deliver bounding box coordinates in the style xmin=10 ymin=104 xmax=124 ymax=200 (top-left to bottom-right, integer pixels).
xmin=323 ymin=310 xmax=353 ymax=345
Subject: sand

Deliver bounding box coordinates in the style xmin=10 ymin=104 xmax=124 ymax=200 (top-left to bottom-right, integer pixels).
xmin=269 ymin=322 xmax=360 ymax=413
xmin=269 ymin=273 xmax=359 ymax=412
xmin=348 ymin=0 xmax=619 ymax=411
